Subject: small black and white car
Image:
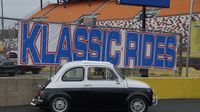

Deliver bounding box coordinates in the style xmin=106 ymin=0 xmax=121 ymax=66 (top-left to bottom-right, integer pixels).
xmin=31 ymin=61 xmax=157 ymax=112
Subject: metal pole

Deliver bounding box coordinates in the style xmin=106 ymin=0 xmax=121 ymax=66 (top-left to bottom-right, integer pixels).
xmin=1 ymin=0 xmax=4 ymax=29
xmin=186 ymin=0 xmax=194 ymax=77
xmin=178 ymin=35 xmax=183 ymax=77
xmin=88 ymin=0 xmax=91 ymax=6
xmin=40 ymin=0 xmax=43 ymax=10
xmin=140 ymin=6 xmax=148 ymax=77
xmin=57 ymin=0 xmax=59 ymax=4
xmin=142 ymin=6 xmax=146 ymax=30
xmin=50 ymin=66 xmax=52 ymax=78
xmin=64 ymin=0 xmax=67 ymax=8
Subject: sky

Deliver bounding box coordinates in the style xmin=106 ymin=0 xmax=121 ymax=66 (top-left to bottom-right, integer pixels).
xmin=0 ymin=0 xmax=56 ymax=18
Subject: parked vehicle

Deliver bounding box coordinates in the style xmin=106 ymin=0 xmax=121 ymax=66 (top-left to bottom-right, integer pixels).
xmin=0 ymin=54 xmax=16 ymax=76
xmin=31 ymin=61 xmax=157 ymax=112
xmin=177 ymin=57 xmax=200 ymax=70
xmin=6 ymin=51 xmax=44 ymax=74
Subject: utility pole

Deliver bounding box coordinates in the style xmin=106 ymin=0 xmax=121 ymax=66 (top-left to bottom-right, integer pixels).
xmin=186 ymin=0 xmax=194 ymax=77
xmin=64 ymin=0 xmax=67 ymax=8
xmin=40 ymin=0 xmax=43 ymax=10
xmin=142 ymin=6 xmax=146 ymax=30
xmin=57 ymin=0 xmax=59 ymax=5
xmin=88 ymin=0 xmax=91 ymax=6
xmin=139 ymin=6 xmax=148 ymax=77
xmin=1 ymin=0 xmax=4 ymax=29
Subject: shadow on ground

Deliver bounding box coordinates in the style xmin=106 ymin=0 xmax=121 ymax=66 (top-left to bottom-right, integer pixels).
xmin=0 ymin=99 xmax=200 ymax=112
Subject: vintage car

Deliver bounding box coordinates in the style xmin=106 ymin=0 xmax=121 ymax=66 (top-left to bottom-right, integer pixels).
xmin=0 ymin=54 xmax=16 ymax=76
xmin=31 ymin=61 xmax=157 ymax=112
xmin=6 ymin=51 xmax=44 ymax=74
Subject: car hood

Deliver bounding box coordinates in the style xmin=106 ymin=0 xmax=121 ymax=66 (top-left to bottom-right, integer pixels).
xmin=126 ymin=79 xmax=150 ymax=89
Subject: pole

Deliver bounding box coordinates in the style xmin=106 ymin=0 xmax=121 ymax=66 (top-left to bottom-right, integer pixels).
xmin=178 ymin=35 xmax=183 ymax=77
xmin=40 ymin=0 xmax=43 ymax=10
xmin=57 ymin=0 xmax=59 ymax=4
xmin=142 ymin=6 xmax=146 ymax=30
xmin=139 ymin=6 xmax=148 ymax=77
xmin=64 ymin=0 xmax=67 ymax=8
xmin=1 ymin=0 xmax=4 ymax=29
xmin=88 ymin=0 xmax=91 ymax=6
xmin=186 ymin=0 xmax=194 ymax=77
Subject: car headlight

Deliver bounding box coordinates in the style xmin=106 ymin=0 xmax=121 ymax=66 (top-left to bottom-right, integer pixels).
xmin=0 ymin=61 xmax=3 ymax=66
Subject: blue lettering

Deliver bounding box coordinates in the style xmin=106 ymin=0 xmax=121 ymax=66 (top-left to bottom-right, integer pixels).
xmin=41 ymin=24 xmax=55 ymax=64
xmin=138 ymin=33 xmax=143 ymax=66
xmin=22 ymin=22 xmax=41 ymax=64
xmin=142 ymin=34 xmax=155 ymax=67
xmin=73 ymin=27 xmax=88 ymax=61
xmin=154 ymin=35 xmax=166 ymax=68
xmin=124 ymin=32 xmax=138 ymax=67
xmin=55 ymin=26 xmax=72 ymax=63
xmin=88 ymin=28 xmax=102 ymax=61
xmin=165 ymin=36 xmax=176 ymax=69
xmin=106 ymin=31 xmax=121 ymax=65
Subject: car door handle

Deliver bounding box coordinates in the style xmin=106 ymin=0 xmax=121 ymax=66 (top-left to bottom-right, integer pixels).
xmin=84 ymin=84 xmax=93 ymax=87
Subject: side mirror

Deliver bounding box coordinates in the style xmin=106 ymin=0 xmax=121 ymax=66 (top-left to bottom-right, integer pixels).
xmin=115 ymin=79 xmax=121 ymax=84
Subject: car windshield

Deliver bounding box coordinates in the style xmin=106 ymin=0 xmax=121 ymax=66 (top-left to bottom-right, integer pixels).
xmin=0 ymin=55 xmax=6 ymax=61
xmin=114 ymin=65 xmax=125 ymax=80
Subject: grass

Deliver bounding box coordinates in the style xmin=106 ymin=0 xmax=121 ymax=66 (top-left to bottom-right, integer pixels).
xmin=41 ymin=67 xmax=51 ymax=72
xmin=149 ymin=67 xmax=200 ymax=77
xmin=181 ymin=53 xmax=200 ymax=58
xmin=149 ymin=69 xmax=174 ymax=77
xmin=180 ymin=67 xmax=200 ymax=77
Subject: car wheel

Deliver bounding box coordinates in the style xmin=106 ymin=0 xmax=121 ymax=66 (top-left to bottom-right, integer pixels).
xmin=50 ymin=96 xmax=70 ymax=112
xmin=128 ymin=96 xmax=148 ymax=112
xmin=18 ymin=70 xmax=25 ymax=74
xmin=8 ymin=72 xmax=16 ymax=76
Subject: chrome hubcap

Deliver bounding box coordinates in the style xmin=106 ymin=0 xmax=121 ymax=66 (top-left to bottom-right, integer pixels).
xmin=130 ymin=98 xmax=145 ymax=112
xmin=52 ymin=97 xmax=67 ymax=112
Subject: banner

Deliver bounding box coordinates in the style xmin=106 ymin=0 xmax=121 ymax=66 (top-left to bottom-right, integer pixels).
xmin=18 ymin=21 xmax=177 ymax=69
xmin=191 ymin=21 xmax=200 ymax=53
xmin=118 ymin=0 xmax=170 ymax=8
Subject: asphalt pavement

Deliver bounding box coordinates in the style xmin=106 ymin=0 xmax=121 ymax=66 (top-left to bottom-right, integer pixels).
xmin=0 ymin=99 xmax=200 ymax=112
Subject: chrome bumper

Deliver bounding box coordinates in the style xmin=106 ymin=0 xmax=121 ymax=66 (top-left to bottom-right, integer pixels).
xmin=152 ymin=96 xmax=158 ymax=106
xmin=30 ymin=97 xmax=43 ymax=106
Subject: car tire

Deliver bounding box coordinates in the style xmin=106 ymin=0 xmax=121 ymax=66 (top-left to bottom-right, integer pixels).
xmin=8 ymin=72 xmax=16 ymax=76
xmin=127 ymin=96 xmax=148 ymax=112
xmin=49 ymin=96 xmax=70 ymax=112
xmin=19 ymin=69 xmax=25 ymax=74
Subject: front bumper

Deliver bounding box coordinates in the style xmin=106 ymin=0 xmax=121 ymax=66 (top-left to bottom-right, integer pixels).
xmin=30 ymin=97 xmax=43 ymax=107
xmin=152 ymin=96 xmax=158 ymax=106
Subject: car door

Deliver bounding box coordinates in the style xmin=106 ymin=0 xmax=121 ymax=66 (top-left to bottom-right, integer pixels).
xmin=60 ymin=67 xmax=86 ymax=107
xmin=84 ymin=66 xmax=126 ymax=108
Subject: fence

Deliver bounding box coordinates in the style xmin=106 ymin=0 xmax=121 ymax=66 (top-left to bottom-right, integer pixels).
xmin=0 ymin=0 xmax=200 ymax=77
xmin=0 ymin=17 xmax=19 ymax=52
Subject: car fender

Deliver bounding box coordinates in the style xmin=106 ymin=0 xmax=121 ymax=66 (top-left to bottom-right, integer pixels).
xmin=126 ymin=92 xmax=151 ymax=105
xmin=46 ymin=91 xmax=72 ymax=104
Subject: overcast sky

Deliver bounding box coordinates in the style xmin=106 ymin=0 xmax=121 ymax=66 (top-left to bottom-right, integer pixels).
xmin=0 ymin=0 xmax=56 ymax=18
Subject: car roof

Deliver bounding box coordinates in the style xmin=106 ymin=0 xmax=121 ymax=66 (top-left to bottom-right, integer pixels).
xmin=51 ymin=61 xmax=114 ymax=82
xmin=63 ymin=61 xmax=113 ymax=67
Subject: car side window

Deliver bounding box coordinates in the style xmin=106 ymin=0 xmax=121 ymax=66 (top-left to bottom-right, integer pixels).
xmin=88 ymin=67 xmax=117 ymax=80
xmin=62 ymin=67 xmax=84 ymax=81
